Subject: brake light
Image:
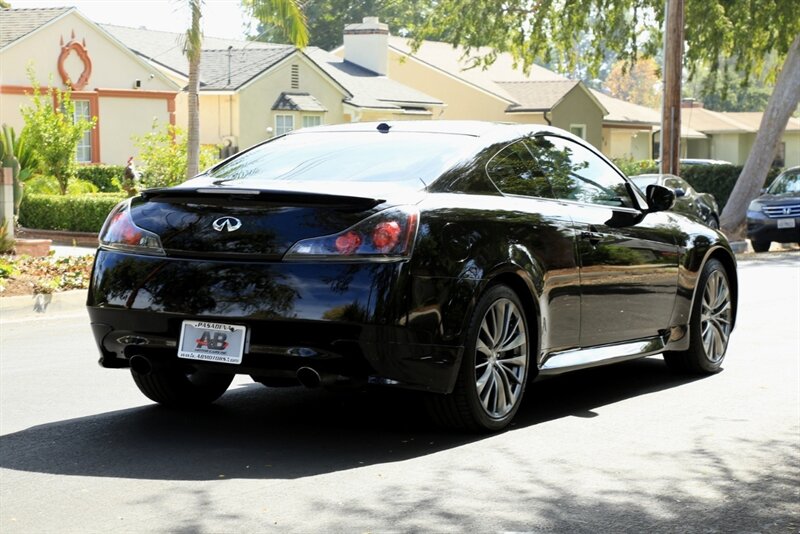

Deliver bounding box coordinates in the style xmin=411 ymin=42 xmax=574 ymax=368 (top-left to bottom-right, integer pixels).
xmin=285 ymin=206 xmax=419 ymax=262
xmin=99 ymin=199 xmax=164 ymax=255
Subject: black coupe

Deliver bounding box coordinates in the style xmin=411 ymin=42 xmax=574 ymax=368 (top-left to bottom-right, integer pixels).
xmin=88 ymin=121 xmax=737 ymax=431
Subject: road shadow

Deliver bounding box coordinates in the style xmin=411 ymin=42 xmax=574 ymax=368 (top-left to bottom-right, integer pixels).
xmin=0 ymin=358 xmax=703 ymax=481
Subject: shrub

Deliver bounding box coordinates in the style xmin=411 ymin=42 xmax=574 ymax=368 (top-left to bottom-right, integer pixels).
xmin=622 ymin=160 xmax=784 ymax=210
xmin=134 ymin=120 xmax=219 ymax=189
xmin=76 ymin=165 xmax=124 ymax=192
xmin=24 ymin=176 xmax=99 ymax=195
xmin=19 ymin=193 xmax=125 ymax=232
xmin=20 ymin=67 xmax=95 ymax=195
xmin=680 ymin=165 xmax=783 ymax=210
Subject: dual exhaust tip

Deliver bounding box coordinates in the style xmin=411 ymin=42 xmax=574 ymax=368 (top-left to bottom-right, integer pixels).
xmin=130 ymin=355 xmax=332 ymax=389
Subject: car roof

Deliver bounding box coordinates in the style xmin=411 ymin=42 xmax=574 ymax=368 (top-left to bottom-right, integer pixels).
xmin=287 ymin=120 xmax=581 ymax=143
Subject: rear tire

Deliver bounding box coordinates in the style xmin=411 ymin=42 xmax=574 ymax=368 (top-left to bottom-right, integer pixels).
xmin=664 ymin=259 xmax=732 ymax=374
xmin=131 ymin=366 xmax=233 ymax=407
xmin=427 ymin=285 xmax=530 ymax=431
xmin=751 ymin=239 xmax=770 ymax=253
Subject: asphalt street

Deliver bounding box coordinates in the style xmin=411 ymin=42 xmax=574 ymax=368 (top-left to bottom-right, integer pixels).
xmin=0 ymin=253 xmax=798 ymax=533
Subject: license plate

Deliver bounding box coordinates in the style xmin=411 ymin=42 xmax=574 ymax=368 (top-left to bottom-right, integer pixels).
xmin=178 ymin=321 xmax=246 ymax=365
xmin=777 ymin=218 xmax=796 ymax=229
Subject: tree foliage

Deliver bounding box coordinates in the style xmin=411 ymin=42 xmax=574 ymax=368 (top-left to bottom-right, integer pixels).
xmin=413 ymin=0 xmax=799 ymax=83
xmin=605 ymin=58 xmax=661 ymax=108
xmin=134 ymin=121 xmax=219 ymax=189
xmin=248 ymin=0 xmax=438 ymax=50
xmin=19 ymin=69 xmax=95 ymax=195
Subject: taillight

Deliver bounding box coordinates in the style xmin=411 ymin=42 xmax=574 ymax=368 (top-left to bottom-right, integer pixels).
xmin=285 ymin=206 xmax=419 ymax=262
xmin=99 ymin=199 xmax=164 ymax=255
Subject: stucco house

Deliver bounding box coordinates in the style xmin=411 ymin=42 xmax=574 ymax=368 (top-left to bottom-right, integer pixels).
xmin=0 ymin=7 xmax=180 ymax=165
xmin=102 ymin=24 xmax=444 ymax=153
xmin=334 ymin=19 xmax=612 ymax=150
xmin=679 ymin=102 xmax=800 ymax=167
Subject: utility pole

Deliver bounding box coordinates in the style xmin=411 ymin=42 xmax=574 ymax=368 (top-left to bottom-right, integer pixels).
xmin=661 ymin=0 xmax=684 ymax=176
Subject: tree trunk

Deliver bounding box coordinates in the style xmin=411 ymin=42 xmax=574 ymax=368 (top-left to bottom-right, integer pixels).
xmin=187 ymin=53 xmax=200 ymax=179
xmin=720 ymin=33 xmax=800 ymax=238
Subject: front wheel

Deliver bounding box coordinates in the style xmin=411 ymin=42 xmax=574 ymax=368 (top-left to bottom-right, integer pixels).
xmin=427 ymin=285 xmax=531 ymax=431
xmin=751 ymin=239 xmax=770 ymax=253
xmin=131 ymin=365 xmax=233 ymax=407
xmin=664 ymin=259 xmax=733 ymax=374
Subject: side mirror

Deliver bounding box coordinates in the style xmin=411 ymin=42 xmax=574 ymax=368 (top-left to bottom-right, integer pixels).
xmin=673 ymin=187 xmax=686 ymax=198
xmin=646 ymin=184 xmax=675 ymax=212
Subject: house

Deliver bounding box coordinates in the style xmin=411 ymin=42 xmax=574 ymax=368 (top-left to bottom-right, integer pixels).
xmin=334 ymin=19 xmax=609 ymax=150
xmin=679 ymin=102 xmax=800 ymax=167
xmin=102 ymin=24 xmax=444 ymax=153
xmin=0 ymin=7 xmax=180 ymax=165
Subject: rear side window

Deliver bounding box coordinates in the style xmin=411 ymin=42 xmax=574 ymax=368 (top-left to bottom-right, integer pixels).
xmin=538 ymin=136 xmax=634 ymax=208
xmin=486 ymin=140 xmax=554 ymax=198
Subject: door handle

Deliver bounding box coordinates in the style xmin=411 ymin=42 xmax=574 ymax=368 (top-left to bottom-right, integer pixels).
xmin=580 ymin=230 xmax=603 ymax=245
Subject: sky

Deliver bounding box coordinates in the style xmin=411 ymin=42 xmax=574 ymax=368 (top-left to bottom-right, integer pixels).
xmin=11 ymin=0 xmax=254 ymax=39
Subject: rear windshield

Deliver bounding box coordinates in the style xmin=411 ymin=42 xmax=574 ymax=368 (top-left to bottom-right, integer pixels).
xmin=767 ymin=170 xmax=800 ymax=194
xmin=208 ymin=131 xmax=476 ymax=186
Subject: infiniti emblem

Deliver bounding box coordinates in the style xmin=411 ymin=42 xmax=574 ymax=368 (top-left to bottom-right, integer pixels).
xmin=212 ymin=216 xmax=242 ymax=232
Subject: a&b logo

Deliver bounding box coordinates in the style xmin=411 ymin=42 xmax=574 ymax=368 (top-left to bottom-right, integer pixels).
xmin=195 ymin=331 xmax=229 ymax=351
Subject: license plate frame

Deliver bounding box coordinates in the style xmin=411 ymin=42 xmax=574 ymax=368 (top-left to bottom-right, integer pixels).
xmin=178 ymin=320 xmax=246 ymax=365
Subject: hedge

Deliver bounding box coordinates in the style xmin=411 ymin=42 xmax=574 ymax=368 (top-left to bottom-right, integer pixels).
xmin=631 ymin=163 xmax=784 ymax=210
xmin=75 ymin=165 xmax=125 ymax=192
xmin=19 ymin=193 xmax=126 ymax=232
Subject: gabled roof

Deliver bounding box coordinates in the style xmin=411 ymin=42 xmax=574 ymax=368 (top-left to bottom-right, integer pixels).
xmin=304 ymin=47 xmax=443 ymax=110
xmin=498 ymin=80 xmax=607 ymax=115
xmin=100 ymin=23 xmax=289 ymax=81
xmin=718 ymin=111 xmax=800 ymax=133
xmin=0 ymin=7 xmax=72 ymax=50
xmin=201 ymin=47 xmax=295 ymax=90
xmin=681 ymin=107 xmax=755 ymax=133
xmin=272 ymin=92 xmax=327 ymax=112
xmin=591 ymin=90 xmax=661 ymax=126
xmin=386 ymin=36 xmax=567 ymax=104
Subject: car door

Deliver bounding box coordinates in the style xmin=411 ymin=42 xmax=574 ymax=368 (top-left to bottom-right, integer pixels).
xmin=534 ymin=135 xmax=680 ymax=347
xmin=484 ymin=138 xmax=581 ymax=353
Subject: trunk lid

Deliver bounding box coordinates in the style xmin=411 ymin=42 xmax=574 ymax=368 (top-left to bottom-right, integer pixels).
xmin=131 ymin=180 xmax=424 ymax=258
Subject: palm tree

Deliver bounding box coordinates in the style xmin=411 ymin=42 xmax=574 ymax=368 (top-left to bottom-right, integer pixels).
xmin=184 ymin=0 xmax=308 ymax=179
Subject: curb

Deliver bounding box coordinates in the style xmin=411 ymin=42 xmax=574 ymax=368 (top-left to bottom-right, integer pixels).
xmin=0 ymin=289 xmax=88 ymax=321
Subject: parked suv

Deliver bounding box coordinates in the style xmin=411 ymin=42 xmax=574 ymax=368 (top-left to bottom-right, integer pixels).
xmin=746 ymin=166 xmax=800 ymax=252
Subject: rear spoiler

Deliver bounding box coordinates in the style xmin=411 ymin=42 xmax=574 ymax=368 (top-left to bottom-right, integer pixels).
xmin=140 ymin=187 xmax=385 ymax=209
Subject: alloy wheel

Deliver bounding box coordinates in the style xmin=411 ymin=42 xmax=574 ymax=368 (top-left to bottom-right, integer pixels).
xmin=700 ymin=270 xmax=732 ymax=363
xmin=474 ymin=298 xmax=528 ymax=419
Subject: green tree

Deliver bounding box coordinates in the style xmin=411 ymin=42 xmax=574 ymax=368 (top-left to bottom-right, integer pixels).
xmin=184 ymin=0 xmax=307 ymax=179
xmin=247 ymin=0 xmax=439 ymax=50
xmin=134 ymin=120 xmax=219 ymax=189
xmin=413 ymin=0 xmax=800 ymax=237
xmin=19 ymin=69 xmax=95 ymax=195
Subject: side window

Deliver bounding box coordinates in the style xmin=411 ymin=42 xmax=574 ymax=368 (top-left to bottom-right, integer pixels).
xmin=543 ymin=136 xmax=634 ymax=208
xmin=486 ymin=140 xmax=553 ymax=198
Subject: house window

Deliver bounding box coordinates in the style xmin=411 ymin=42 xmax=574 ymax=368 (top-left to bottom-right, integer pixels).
xmin=569 ymin=124 xmax=587 ymax=140
xmin=275 ymin=114 xmax=294 ymax=136
xmin=73 ymin=99 xmax=92 ymax=163
xmin=773 ymin=142 xmax=786 ymax=167
xmin=302 ymin=115 xmax=322 ymax=128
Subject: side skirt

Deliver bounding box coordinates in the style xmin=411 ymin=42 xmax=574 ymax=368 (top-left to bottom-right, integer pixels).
xmin=538 ymin=335 xmax=668 ymax=375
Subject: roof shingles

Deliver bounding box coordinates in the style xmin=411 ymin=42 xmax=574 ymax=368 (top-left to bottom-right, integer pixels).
xmin=0 ymin=7 xmax=72 ymax=49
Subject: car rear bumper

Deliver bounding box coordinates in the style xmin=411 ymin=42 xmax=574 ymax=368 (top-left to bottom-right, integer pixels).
xmin=87 ymin=249 xmax=464 ymax=393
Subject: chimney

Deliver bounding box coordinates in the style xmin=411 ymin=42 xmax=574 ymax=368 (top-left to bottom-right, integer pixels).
xmin=681 ymin=98 xmax=704 ymax=109
xmin=343 ymin=17 xmax=389 ymax=75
